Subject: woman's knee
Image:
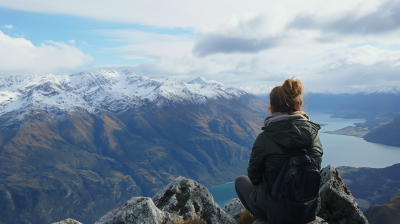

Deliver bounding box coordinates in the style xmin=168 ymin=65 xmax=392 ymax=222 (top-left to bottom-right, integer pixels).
xmin=235 ymin=175 xmax=248 ymax=185
xmin=235 ymin=175 xmax=251 ymax=190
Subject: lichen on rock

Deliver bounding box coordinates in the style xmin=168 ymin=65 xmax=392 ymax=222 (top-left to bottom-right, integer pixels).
xmin=94 ymin=197 xmax=180 ymax=224
xmin=223 ymin=198 xmax=245 ymax=219
xmin=152 ymin=176 xmax=239 ymax=224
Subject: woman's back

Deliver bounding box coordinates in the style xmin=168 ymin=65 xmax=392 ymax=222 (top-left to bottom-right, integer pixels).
xmin=234 ymin=77 xmax=323 ymax=222
xmin=248 ymin=118 xmax=323 ymax=213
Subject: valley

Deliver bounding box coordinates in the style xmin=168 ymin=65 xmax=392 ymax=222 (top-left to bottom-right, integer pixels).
xmin=1 ymin=69 xmax=400 ymax=224
xmin=336 ymin=163 xmax=400 ymax=211
xmin=0 ymin=70 xmax=266 ymax=224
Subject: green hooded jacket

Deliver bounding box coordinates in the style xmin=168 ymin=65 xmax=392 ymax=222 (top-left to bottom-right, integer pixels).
xmin=248 ymin=119 xmax=323 ymax=212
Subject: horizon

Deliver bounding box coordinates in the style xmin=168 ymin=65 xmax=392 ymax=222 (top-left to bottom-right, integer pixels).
xmin=1 ymin=0 xmax=400 ymax=90
xmin=2 ymin=68 xmax=400 ymax=95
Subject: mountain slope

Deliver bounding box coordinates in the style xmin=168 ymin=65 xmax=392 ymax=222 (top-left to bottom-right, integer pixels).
xmin=336 ymin=163 xmax=400 ymax=211
xmin=364 ymin=193 xmax=400 ymax=224
xmin=363 ymin=115 xmax=400 ymax=147
xmin=0 ymin=70 xmax=266 ymax=224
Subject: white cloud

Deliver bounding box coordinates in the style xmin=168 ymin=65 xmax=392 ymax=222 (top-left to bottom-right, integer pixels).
xmin=69 ymin=39 xmax=75 ymax=44
xmin=0 ymin=0 xmax=373 ymax=28
xmin=0 ymin=31 xmax=93 ymax=76
xmin=322 ymin=45 xmax=400 ymax=67
xmin=2 ymin=25 xmax=13 ymax=29
xmin=3 ymin=0 xmax=400 ymax=89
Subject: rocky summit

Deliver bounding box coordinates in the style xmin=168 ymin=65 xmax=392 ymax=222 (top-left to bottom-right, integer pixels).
xmin=55 ymin=165 xmax=369 ymax=224
xmin=318 ymin=165 xmax=369 ymax=224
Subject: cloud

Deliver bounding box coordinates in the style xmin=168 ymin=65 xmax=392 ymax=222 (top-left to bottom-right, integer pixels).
xmin=192 ymin=34 xmax=280 ymax=57
xmin=296 ymin=45 xmax=400 ymax=87
xmin=191 ymin=0 xmax=400 ymax=57
xmin=0 ymin=31 xmax=93 ymax=76
xmin=3 ymin=0 xmax=400 ymax=89
xmin=287 ymin=0 xmax=400 ymax=35
xmin=0 ymin=0 xmax=370 ymax=28
xmin=2 ymin=25 xmax=13 ymax=29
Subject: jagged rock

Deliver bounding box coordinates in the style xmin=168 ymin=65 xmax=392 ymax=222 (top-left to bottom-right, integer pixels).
xmin=94 ymin=197 xmax=180 ymax=224
xmin=223 ymin=198 xmax=245 ymax=218
xmin=309 ymin=217 xmax=329 ymax=224
xmin=318 ymin=165 xmax=369 ymax=224
xmin=152 ymin=176 xmax=239 ymax=224
xmin=252 ymin=216 xmax=328 ymax=224
xmin=52 ymin=218 xmax=82 ymax=224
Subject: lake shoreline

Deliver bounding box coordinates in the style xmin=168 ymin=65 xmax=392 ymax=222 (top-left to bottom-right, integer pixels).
xmin=209 ymin=111 xmax=400 ymax=207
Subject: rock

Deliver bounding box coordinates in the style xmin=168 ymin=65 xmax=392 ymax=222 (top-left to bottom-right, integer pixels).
xmin=309 ymin=217 xmax=329 ymax=224
xmin=152 ymin=176 xmax=239 ymax=224
xmin=52 ymin=218 xmax=83 ymax=224
xmin=252 ymin=216 xmax=328 ymax=224
xmin=223 ymin=198 xmax=245 ymax=218
xmin=94 ymin=197 xmax=181 ymax=224
xmin=318 ymin=165 xmax=369 ymax=224
xmin=252 ymin=219 xmax=266 ymax=224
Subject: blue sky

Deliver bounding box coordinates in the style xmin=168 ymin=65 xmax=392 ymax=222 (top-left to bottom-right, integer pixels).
xmin=1 ymin=0 xmax=400 ymax=89
xmin=0 ymin=7 xmax=195 ymax=68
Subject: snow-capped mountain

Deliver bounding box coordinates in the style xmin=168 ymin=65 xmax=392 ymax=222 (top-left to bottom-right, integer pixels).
xmin=0 ymin=69 xmax=266 ymax=224
xmin=0 ymin=69 xmax=246 ymax=118
xmin=306 ymin=86 xmax=400 ymax=95
xmin=243 ymin=85 xmax=400 ymax=96
xmin=239 ymin=85 xmax=273 ymax=98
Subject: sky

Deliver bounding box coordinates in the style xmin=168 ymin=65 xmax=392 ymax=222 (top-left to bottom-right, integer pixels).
xmin=1 ymin=0 xmax=400 ymax=90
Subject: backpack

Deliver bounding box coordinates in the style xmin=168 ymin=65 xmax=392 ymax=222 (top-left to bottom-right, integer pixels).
xmin=265 ymin=142 xmax=321 ymax=224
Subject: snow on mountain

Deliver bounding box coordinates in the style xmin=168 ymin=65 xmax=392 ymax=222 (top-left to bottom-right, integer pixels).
xmin=309 ymin=86 xmax=400 ymax=95
xmin=308 ymin=86 xmax=365 ymax=95
xmin=0 ymin=70 xmax=247 ymax=119
xmin=363 ymin=85 xmax=400 ymax=95
xmin=239 ymin=85 xmax=273 ymax=97
xmin=242 ymin=85 xmax=400 ymax=96
xmin=188 ymin=77 xmax=224 ymax=87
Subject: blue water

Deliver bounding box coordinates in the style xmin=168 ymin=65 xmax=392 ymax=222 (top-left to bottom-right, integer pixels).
xmin=209 ymin=111 xmax=400 ymax=207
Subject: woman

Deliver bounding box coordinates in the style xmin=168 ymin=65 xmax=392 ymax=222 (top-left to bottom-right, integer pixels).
xmin=235 ymin=77 xmax=323 ymax=220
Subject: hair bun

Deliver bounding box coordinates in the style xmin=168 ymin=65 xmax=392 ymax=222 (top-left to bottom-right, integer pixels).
xmin=282 ymin=77 xmax=303 ymax=98
xmin=268 ymin=76 xmax=306 ymax=113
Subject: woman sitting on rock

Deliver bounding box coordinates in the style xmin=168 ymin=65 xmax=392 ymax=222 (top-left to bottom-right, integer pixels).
xmin=235 ymin=77 xmax=323 ymax=221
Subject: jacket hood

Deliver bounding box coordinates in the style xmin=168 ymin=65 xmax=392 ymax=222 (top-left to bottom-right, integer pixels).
xmin=263 ymin=119 xmax=321 ymax=150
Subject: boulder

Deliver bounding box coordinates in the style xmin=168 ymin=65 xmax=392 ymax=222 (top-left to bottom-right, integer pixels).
xmin=318 ymin=165 xmax=369 ymax=224
xmin=223 ymin=198 xmax=245 ymax=219
xmin=152 ymin=176 xmax=239 ymax=224
xmin=52 ymin=218 xmax=82 ymax=224
xmin=94 ymin=197 xmax=180 ymax=224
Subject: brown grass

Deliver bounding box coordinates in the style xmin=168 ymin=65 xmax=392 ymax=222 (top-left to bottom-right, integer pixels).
xmin=236 ymin=209 xmax=258 ymax=224
xmin=169 ymin=209 xmax=259 ymax=224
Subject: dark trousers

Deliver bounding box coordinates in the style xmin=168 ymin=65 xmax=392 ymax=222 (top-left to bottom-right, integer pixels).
xmin=235 ymin=175 xmax=268 ymax=220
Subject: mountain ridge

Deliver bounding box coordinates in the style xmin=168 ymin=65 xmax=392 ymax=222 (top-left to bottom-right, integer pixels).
xmin=0 ymin=69 xmax=247 ymax=120
xmin=0 ymin=69 xmax=266 ymax=224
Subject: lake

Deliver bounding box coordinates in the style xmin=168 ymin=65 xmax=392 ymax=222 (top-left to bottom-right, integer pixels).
xmin=208 ymin=111 xmax=400 ymax=207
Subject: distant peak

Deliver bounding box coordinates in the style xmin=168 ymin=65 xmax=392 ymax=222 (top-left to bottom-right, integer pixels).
xmin=121 ymin=69 xmax=138 ymax=76
xmin=188 ymin=77 xmax=223 ymax=86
